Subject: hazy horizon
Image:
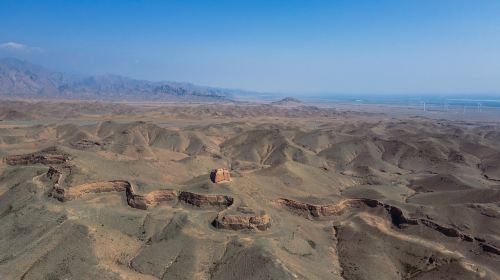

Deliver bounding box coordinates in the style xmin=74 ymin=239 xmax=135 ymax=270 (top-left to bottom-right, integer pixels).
xmin=1 ymin=0 xmax=500 ymax=96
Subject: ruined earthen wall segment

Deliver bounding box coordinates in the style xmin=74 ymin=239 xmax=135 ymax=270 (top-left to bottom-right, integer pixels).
xmin=213 ymin=213 xmax=271 ymax=231
xmin=178 ymin=191 xmax=234 ymax=209
xmin=52 ymin=180 xmax=131 ymax=202
xmin=274 ymin=197 xmax=500 ymax=254
xmin=4 ymin=150 xmax=68 ymax=166
xmin=50 ymin=178 xmax=234 ymax=211
xmin=210 ymin=168 xmax=231 ymax=183
xmin=127 ymin=189 xmax=178 ymax=210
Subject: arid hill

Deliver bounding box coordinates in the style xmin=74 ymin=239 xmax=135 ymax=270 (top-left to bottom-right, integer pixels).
xmin=271 ymin=97 xmax=304 ymax=107
xmin=0 ymin=101 xmax=499 ymax=279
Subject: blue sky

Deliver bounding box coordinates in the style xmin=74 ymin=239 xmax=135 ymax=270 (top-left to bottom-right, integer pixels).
xmin=1 ymin=0 xmax=499 ymax=95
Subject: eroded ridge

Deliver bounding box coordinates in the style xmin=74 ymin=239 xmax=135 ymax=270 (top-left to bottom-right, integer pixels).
xmin=212 ymin=212 xmax=271 ymax=231
xmin=4 ymin=147 xmax=69 ymax=166
xmin=274 ymin=197 xmax=499 ymax=255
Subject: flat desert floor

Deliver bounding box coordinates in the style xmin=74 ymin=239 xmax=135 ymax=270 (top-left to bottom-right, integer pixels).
xmin=0 ymin=101 xmax=499 ymax=279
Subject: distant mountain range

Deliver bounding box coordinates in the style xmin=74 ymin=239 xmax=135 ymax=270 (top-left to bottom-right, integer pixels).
xmin=0 ymin=57 xmax=260 ymax=101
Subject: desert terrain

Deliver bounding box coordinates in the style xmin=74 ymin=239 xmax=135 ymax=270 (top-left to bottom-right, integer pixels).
xmin=0 ymin=100 xmax=499 ymax=280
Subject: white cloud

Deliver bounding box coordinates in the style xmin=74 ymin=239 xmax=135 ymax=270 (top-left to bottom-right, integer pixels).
xmin=0 ymin=41 xmax=44 ymax=52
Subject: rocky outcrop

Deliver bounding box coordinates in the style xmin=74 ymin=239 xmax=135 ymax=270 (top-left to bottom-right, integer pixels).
xmin=210 ymin=168 xmax=231 ymax=183
xmin=213 ymin=212 xmax=271 ymax=231
xmin=4 ymin=147 xmax=68 ymax=166
xmin=178 ymin=191 xmax=234 ymax=209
